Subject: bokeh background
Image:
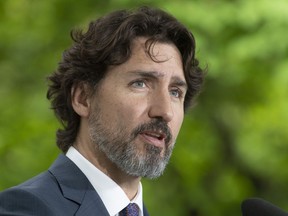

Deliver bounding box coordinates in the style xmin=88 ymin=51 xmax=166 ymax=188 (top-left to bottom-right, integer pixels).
xmin=1 ymin=0 xmax=288 ymax=215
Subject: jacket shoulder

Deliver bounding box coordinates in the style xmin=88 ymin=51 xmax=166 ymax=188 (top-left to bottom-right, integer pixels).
xmin=0 ymin=167 xmax=78 ymax=215
xmin=0 ymin=185 xmax=56 ymax=216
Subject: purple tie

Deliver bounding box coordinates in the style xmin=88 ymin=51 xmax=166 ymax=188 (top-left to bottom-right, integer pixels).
xmin=119 ymin=203 xmax=139 ymax=216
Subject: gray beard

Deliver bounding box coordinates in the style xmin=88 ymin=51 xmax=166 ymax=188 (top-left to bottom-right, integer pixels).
xmin=88 ymin=110 xmax=174 ymax=179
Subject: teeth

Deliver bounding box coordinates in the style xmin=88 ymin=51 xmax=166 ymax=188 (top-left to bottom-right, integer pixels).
xmin=146 ymin=132 xmax=161 ymax=138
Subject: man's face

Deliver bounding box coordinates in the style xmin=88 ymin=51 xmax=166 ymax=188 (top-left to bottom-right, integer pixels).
xmin=88 ymin=38 xmax=187 ymax=178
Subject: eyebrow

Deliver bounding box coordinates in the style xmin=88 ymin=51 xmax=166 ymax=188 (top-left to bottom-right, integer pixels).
xmin=127 ymin=70 xmax=164 ymax=79
xmin=172 ymin=78 xmax=188 ymax=91
xmin=127 ymin=70 xmax=188 ymax=91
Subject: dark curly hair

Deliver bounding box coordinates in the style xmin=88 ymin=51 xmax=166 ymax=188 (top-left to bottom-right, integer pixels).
xmin=47 ymin=6 xmax=205 ymax=153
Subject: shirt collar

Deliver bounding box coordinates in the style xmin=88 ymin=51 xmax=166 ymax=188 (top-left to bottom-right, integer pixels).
xmin=66 ymin=146 xmax=143 ymax=216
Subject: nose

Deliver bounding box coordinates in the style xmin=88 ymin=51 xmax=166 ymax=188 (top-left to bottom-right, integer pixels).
xmin=148 ymin=90 xmax=174 ymax=123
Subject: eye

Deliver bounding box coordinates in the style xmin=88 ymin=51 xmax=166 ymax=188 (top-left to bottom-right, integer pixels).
xmin=131 ymin=80 xmax=147 ymax=88
xmin=170 ymin=88 xmax=183 ymax=99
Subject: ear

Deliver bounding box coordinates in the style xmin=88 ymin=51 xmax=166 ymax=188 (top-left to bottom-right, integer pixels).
xmin=71 ymin=83 xmax=92 ymax=118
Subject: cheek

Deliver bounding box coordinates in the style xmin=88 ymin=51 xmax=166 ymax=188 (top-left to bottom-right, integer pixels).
xmin=171 ymin=113 xmax=184 ymax=137
xmin=118 ymin=96 xmax=147 ymax=117
xmin=108 ymin=100 xmax=146 ymax=129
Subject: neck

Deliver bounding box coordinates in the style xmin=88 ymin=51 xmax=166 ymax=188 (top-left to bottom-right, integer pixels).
xmin=73 ymin=139 xmax=141 ymax=200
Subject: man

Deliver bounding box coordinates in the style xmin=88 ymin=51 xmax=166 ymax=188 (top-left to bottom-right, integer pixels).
xmin=0 ymin=6 xmax=205 ymax=216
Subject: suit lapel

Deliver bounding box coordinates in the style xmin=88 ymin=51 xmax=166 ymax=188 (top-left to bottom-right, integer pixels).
xmin=74 ymin=188 xmax=110 ymax=216
xmin=48 ymin=154 xmax=109 ymax=216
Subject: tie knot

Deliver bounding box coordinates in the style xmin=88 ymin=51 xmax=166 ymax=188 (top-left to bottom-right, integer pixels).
xmin=119 ymin=203 xmax=139 ymax=216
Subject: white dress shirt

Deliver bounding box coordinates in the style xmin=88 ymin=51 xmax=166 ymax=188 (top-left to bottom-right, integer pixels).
xmin=66 ymin=146 xmax=143 ymax=216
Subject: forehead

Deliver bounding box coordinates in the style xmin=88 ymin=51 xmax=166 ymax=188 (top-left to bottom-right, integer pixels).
xmin=124 ymin=37 xmax=184 ymax=78
xmin=102 ymin=37 xmax=185 ymax=85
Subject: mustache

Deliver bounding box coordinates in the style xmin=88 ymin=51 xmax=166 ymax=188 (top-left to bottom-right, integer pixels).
xmin=132 ymin=119 xmax=172 ymax=145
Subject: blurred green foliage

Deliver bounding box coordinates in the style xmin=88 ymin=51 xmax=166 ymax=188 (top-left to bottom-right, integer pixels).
xmin=1 ymin=0 xmax=288 ymax=215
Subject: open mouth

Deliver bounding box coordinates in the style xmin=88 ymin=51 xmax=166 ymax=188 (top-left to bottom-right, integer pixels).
xmin=144 ymin=131 xmax=165 ymax=140
xmin=139 ymin=130 xmax=167 ymax=148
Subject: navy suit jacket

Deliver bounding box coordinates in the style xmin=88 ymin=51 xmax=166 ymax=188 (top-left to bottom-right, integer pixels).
xmin=0 ymin=155 xmax=150 ymax=216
